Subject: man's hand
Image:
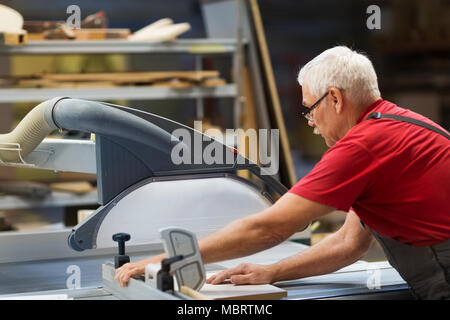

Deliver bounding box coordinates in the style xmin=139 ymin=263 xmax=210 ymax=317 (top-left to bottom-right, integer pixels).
xmin=206 ymin=263 xmax=277 ymax=285
xmin=114 ymin=254 xmax=165 ymax=287
xmin=114 ymin=261 xmax=147 ymax=287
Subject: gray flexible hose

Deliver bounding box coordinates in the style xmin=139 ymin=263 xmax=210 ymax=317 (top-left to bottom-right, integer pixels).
xmin=51 ymin=98 xmax=177 ymax=154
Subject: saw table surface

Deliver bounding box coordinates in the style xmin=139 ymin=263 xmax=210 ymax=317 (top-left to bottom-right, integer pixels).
xmin=0 ymin=242 xmax=411 ymax=300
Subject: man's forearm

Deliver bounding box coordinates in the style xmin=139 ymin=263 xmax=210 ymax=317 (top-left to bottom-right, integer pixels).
xmin=198 ymin=194 xmax=327 ymax=265
xmin=199 ymin=214 xmax=283 ymax=264
xmin=133 ymin=214 xmax=279 ymax=267
xmin=270 ymin=231 xmax=366 ymax=282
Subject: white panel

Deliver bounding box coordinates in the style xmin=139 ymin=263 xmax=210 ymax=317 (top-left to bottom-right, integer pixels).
xmin=22 ymin=138 xmax=96 ymax=174
xmin=96 ymin=177 xmax=272 ymax=248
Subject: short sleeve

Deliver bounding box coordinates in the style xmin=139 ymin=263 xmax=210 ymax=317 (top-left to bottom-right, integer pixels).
xmin=289 ymin=142 xmax=377 ymax=212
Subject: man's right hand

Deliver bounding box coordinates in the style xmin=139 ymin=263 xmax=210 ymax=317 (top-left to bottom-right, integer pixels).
xmin=206 ymin=263 xmax=278 ymax=285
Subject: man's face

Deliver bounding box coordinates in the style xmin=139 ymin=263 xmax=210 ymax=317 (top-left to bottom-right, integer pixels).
xmin=301 ymin=84 xmax=342 ymax=147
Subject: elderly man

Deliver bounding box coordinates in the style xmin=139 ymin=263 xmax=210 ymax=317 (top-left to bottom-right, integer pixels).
xmin=115 ymin=46 xmax=450 ymax=300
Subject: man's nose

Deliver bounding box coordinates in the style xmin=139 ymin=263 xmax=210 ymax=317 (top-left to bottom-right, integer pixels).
xmin=308 ymin=119 xmax=315 ymax=127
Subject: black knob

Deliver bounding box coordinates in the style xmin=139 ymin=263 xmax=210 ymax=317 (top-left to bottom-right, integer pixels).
xmin=112 ymin=233 xmax=130 ymax=255
xmin=112 ymin=232 xmax=130 ymax=268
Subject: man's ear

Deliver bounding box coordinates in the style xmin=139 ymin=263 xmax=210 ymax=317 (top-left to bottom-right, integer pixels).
xmin=329 ymin=87 xmax=344 ymax=114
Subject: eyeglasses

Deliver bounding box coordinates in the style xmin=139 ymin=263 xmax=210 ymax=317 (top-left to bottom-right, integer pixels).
xmin=300 ymin=92 xmax=329 ymax=122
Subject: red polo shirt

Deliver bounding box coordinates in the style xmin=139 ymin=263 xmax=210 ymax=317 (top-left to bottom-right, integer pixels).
xmin=289 ymin=99 xmax=450 ymax=246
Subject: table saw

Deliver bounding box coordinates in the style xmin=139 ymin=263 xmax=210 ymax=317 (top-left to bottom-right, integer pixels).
xmin=0 ymin=97 xmax=411 ymax=300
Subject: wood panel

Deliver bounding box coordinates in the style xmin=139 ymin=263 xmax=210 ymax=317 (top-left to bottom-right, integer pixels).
xmin=199 ymin=282 xmax=287 ymax=300
xmin=248 ymin=0 xmax=297 ymax=187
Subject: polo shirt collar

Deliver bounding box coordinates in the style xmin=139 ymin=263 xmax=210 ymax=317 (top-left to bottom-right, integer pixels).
xmin=356 ymin=98 xmax=383 ymax=124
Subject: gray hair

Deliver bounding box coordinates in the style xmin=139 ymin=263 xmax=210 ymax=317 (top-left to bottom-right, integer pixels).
xmin=298 ymin=46 xmax=380 ymax=106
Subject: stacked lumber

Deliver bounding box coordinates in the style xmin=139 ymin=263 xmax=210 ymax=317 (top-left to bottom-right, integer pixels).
xmin=1 ymin=71 xmax=226 ymax=89
xmin=26 ymin=27 xmax=130 ymax=41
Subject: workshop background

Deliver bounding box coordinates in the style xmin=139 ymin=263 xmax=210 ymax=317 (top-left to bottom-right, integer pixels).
xmin=0 ymin=0 xmax=449 ymax=262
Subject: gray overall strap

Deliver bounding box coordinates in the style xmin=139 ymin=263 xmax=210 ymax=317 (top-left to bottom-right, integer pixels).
xmin=365 ymin=112 xmax=450 ymax=140
xmin=371 ymin=230 xmax=450 ymax=300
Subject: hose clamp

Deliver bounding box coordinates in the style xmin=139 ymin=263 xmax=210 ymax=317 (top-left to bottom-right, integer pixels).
xmin=44 ymin=96 xmax=71 ymax=130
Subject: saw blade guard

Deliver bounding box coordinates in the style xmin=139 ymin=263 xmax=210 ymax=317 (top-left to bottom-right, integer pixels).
xmin=68 ymin=174 xmax=274 ymax=251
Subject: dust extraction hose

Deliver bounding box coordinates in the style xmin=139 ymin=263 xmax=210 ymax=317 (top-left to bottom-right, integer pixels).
xmin=0 ymin=98 xmax=57 ymax=163
xmin=0 ymin=97 xmax=177 ymax=163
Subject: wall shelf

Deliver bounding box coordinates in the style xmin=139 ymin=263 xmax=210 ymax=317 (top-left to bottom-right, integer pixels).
xmin=0 ymin=84 xmax=237 ymax=103
xmin=0 ymin=39 xmax=242 ymax=55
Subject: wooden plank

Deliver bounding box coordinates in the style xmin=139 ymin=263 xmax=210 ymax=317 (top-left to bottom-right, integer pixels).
xmin=49 ymin=181 xmax=94 ymax=194
xmin=11 ymin=71 xmax=225 ymax=89
xmin=16 ymin=79 xmax=224 ymax=89
xmin=73 ymin=28 xmax=130 ymax=40
xmin=30 ymin=29 xmax=130 ymax=40
xmin=249 ymin=0 xmax=297 ymax=187
xmin=17 ymin=79 xmax=119 ymax=88
xmin=201 ymin=77 xmax=226 ymax=87
xmin=199 ymin=282 xmax=286 ymax=300
xmin=237 ymin=67 xmax=260 ymax=180
xmin=151 ymin=79 xmax=194 ymax=88
xmin=180 ymin=286 xmax=212 ymax=300
xmin=40 ymin=71 xmax=220 ymax=83
xmin=197 ymin=270 xmax=287 ymax=300
xmin=0 ymin=31 xmax=27 ymax=46
xmin=27 ymin=33 xmax=45 ymax=41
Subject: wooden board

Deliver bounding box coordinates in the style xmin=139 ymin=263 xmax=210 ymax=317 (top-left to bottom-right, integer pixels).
xmin=73 ymin=28 xmax=130 ymax=40
xmin=49 ymin=181 xmax=94 ymax=194
xmin=237 ymin=67 xmax=260 ymax=180
xmin=249 ymin=0 xmax=297 ymax=187
xmin=28 ymin=28 xmax=130 ymax=40
xmin=0 ymin=31 xmax=27 ymax=46
xmin=16 ymin=79 xmax=119 ymax=88
xmin=39 ymin=71 xmax=220 ymax=83
xmin=9 ymin=71 xmax=225 ymax=89
xmin=195 ymin=270 xmax=287 ymax=300
xmin=199 ymin=282 xmax=286 ymax=300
